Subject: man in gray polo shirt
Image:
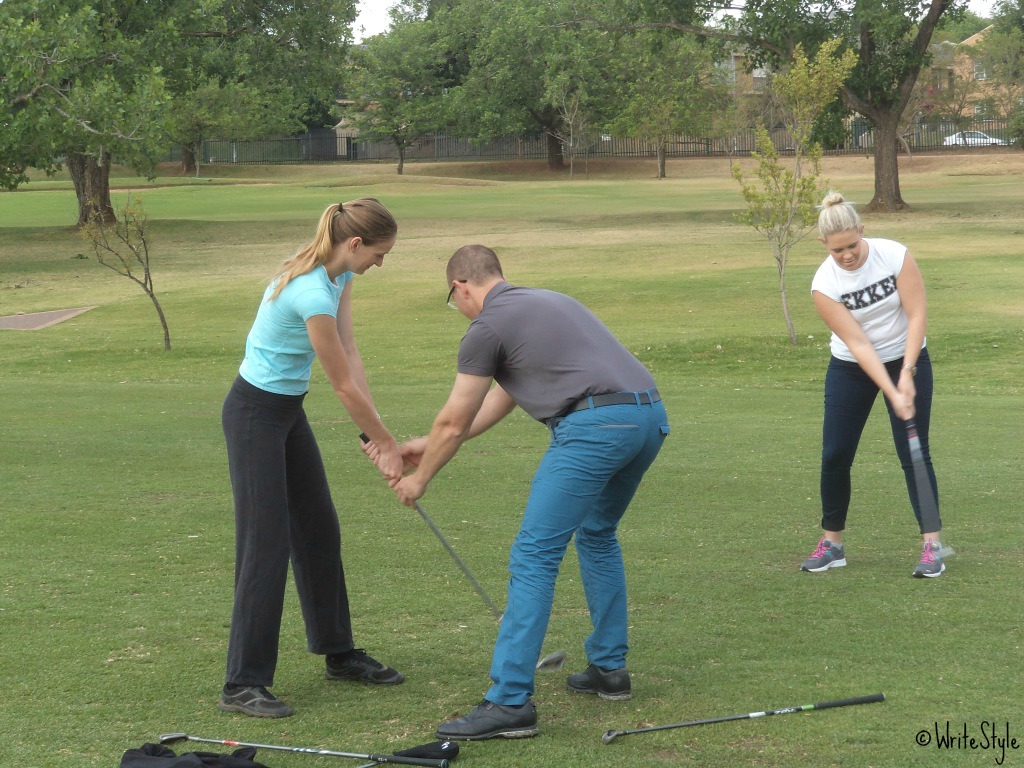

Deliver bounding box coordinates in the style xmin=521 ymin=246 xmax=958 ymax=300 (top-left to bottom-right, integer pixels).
xmin=390 ymin=244 xmax=669 ymax=740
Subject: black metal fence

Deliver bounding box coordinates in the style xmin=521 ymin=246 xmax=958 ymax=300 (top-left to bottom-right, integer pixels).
xmin=167 ymin=118 xmax=1013 ymax=167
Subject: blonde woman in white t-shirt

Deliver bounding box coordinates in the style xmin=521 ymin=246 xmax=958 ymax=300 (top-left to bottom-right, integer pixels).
xmin=800 ymin=191 xmax=945 ymax=578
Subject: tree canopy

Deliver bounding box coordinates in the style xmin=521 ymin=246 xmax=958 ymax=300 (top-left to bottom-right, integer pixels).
xmin=1 ymin=0 xmax=355 ymax=224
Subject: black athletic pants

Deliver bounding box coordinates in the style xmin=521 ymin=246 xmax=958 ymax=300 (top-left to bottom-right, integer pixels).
xmin=222 ymin=375 xmax=355 ymax=687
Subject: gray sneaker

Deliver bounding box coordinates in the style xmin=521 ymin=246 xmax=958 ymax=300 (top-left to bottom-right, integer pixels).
xmin=218 ymin=685 xmax=293 ymax=718
xmin=800 ymin=537 xmax=846 ymax=572
xmin=435 ymin=699 xmax=538 ymax=740
xmin=566 ymin=663 xmax=632 ymax=701
xmin=912 ymin=541 xmax=945 ymax=578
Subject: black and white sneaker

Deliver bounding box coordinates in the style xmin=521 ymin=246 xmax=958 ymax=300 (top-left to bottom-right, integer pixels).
xmin=218 ymin=685 xmax=293 ymax=718
xmin=325 ymin=649 xmax=404 ymax=685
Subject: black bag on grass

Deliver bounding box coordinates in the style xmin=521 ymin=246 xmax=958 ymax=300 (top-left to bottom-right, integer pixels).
xmin=120 ymin=742 xmax=271 ymax=768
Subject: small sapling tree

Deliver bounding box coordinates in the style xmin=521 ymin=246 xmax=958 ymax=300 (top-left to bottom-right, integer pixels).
xmin=81 ymin=197 xmax=171 ymax=350
xmin=732 ymin=40 xmax=857 ymax=345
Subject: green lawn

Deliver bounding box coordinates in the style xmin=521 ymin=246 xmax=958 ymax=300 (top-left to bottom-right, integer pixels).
xmin=1 ymin=155 xmax=1022 ymax=767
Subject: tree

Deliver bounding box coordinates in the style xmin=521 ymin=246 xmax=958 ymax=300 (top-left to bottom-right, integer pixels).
xmin=81 ymin=198 xmax=171 ymax=351
xmin=434 ymin=0 xmax=618 ymax=171
xmin=735 ymin=0 xmax=966 ymax=212
xmin=1 ymin=2 xmax=171 ymax=224
xmin=620 ymin=0 xmax=966 ymax=210
xmin=925 ymin=40 xmax=983 ymax=131
xmin=607 ymin=31 xmax=730 ymax=178
xmin=347 ymin=15 xmax=448 ymax=175
xmin=167 ymin=79 xmax=302 ymax=177
xmin=973 ymin=28 xmax=1024 ymax=119
xmin=0 ymin=0 xmax=355 ymax=226
xmin=543 ymin=21 xmax=617 ymax=179
xmin=992 ymin=0 xmax=1024 ymax=32
xmin=732 ymin=40 xmax=858 ymax=344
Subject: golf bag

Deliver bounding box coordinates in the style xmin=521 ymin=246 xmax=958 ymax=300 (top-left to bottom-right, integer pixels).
xmin=121 ymin=743 xmax=270 ymax=768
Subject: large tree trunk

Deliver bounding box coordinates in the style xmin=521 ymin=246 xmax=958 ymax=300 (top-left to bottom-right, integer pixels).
xmin=865 ymin=112 xmax=908 ymax=212
xmin=181 ymin=144 xmax=197 ymax=174
xmin=545 ymin=131 xmax=565 ymax=171
xmin=657 ymin=142 xmax=667 ymax=179
xmin=67 ymin=151 xmax=115 ymax=227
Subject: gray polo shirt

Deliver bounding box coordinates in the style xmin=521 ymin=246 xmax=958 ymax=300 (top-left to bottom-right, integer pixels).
xmin=457 ymin=282 xmax=656 ymax=422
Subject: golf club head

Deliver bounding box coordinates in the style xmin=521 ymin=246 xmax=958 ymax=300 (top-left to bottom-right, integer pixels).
xmin=158 ymin=734 xmax=188 ymax=744
xmin=601 ymin=729 xmax=621 ymax=745
xmin=536 ymin=648 xmax=566 ymax=671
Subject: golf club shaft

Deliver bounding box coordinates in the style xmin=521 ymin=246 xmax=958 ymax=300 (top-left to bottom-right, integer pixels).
xmin=159 ymin=734 xmax=448 ymax=767
xmin=360 ymin=433 xmax=502 ymax=619
xmin=413 ymin=500 xmax=503 ymax=619
xmin=905 ymin=419 xmax=941 ymax=532
xmin=602 ymin=693 xmax=884 ymax=743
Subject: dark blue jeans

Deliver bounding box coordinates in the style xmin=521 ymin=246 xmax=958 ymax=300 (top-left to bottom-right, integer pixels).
xmin=820 ymin=348 xmax=940 ymax=534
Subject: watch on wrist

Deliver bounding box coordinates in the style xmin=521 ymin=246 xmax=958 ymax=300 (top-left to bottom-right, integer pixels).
xmin=902 ymin=363 xmax=917 ymax=376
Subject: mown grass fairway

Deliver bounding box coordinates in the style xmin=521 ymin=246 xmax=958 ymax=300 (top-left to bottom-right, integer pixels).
xmin=1 ymin=153 xmax=1022 ymax=767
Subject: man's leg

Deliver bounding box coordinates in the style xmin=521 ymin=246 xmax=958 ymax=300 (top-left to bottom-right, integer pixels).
xmin=486 ymin=402 xmax=667 ymax=705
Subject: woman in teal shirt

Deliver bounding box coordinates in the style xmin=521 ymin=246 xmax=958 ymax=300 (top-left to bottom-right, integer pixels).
xmin=220 ymin=199 xmax=404 ymax=718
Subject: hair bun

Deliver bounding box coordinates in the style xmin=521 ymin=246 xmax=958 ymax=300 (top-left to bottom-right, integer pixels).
xmin=822 ymin=191 xmax=845 ymax=208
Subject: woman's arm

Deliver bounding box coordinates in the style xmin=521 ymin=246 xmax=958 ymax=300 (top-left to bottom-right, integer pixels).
xmin=894 ymin=252 xmax=927 ymax=398
xmin=335 ymin=281 xmax=376 ymax=406
xmin=813 ymin=290 xmax=915 ymax=420
xmin=307 ymin=302 xmax=402 ymax=479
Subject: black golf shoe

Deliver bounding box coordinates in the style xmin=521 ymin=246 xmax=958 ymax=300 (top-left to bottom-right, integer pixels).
xmin=218 ymin=684 xmax=293 ymax=718
xmin=325 ymin=648 xmax=405 ymax=685
xmin=566 ymin=663 xmax=632 ymax=700
xmin=436 ymin=699 xmax=539 ymax=740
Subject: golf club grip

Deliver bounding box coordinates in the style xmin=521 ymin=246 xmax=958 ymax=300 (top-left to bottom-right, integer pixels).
xmin=374 ymin=755 xmax=449 ymax=768
xmin=813 ymin=692 xmax=885 ymax=710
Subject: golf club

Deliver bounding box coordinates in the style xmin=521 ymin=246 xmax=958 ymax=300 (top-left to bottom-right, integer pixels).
xmin=905 ymin=419 xmax=941 ymax=534
xmin=360 ymin=433 xmax=565 ymax=673
xmin=601 ymin=692 xmax=885 ymax=744
xmin=158 ymin=734 xmax=452 ymax=767
xmin=359 ymin=432 xmax=502 ymax=619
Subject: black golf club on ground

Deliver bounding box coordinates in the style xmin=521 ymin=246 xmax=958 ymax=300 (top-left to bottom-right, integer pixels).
xmin=359 ymin=433 xmax=565 ymax=672
xmin=601 ymin=692 xmax=885 ymax=744
xmin=158 ymin=733 xmax=453 ymax=767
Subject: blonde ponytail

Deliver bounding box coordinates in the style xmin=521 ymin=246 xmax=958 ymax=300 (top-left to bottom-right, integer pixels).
xmin=269 ymin=199 xmax=397 ymax=300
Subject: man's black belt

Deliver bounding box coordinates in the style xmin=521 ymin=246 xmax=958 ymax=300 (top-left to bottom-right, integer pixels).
xmin=565 ymin=388 xmax=661 ymax=415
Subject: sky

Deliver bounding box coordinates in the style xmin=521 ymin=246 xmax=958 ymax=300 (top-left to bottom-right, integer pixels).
xmin=351 ymin=0 xmax=1000 ymax=43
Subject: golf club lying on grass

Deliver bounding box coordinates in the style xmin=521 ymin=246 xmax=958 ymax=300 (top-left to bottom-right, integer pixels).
xmin=158 ymin=734 xmax=455 ymax=767
xmin=601 ymin=692 xmax=885 ymax=744
xmin=359 ymin=433 xmax=565 ymax=673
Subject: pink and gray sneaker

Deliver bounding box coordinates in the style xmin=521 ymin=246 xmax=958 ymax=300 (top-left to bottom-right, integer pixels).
xmin=800 ymin=536 xmax=847 ymax=572
xmin=912 ymin=541 xmax=945 ymax=578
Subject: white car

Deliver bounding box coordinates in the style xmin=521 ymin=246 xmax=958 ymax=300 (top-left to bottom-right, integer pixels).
xmin=943 ymin=131 xmax=1008 ymax=146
